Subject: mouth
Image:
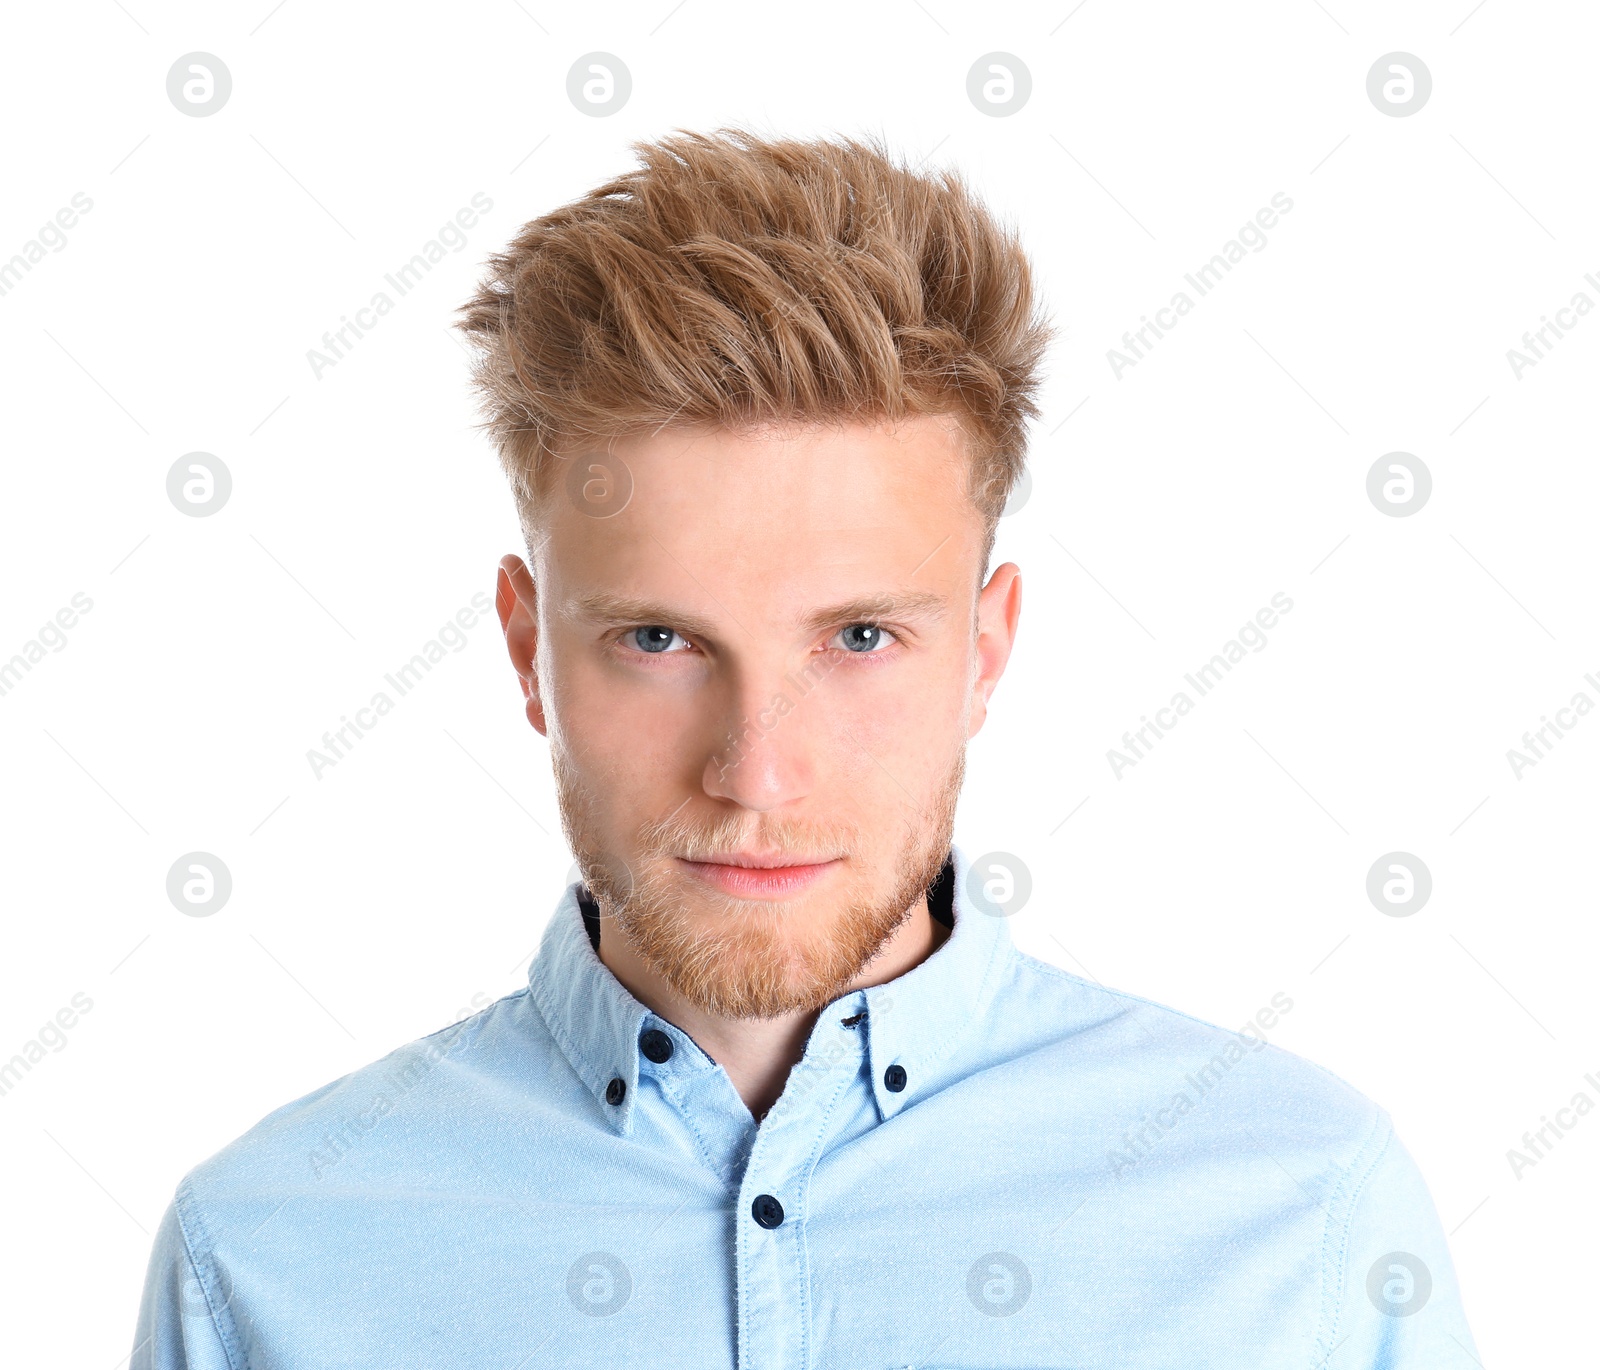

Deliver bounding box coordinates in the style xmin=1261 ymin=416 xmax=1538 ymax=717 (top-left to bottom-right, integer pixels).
xmin=675 ymin=853 xmax=842 ymax=899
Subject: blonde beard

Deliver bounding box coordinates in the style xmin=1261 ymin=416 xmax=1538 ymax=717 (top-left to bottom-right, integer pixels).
xmin=552 ymin=743 xmax=964 ymax=1019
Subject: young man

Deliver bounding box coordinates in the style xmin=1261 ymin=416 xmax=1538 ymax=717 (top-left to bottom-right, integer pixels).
xmin=134 ymin=128 xmax=1476 ymax=1367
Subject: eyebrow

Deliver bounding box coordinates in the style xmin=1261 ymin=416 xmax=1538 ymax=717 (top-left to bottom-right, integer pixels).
xmin=797 ymin=591 xmax=948 ymax=635
xmin=567 ymin=589 xmax=949 ymax=639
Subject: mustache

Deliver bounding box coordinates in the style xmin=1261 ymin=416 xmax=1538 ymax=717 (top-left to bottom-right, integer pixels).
xmin=636 ymin=804 xmax=862 ymax=863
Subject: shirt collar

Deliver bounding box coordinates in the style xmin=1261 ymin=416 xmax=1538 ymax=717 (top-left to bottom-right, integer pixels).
xmin=527 ymin=842 xmax=1014 ymax=1135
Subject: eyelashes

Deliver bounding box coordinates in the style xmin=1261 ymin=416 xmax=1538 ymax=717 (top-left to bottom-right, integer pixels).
xmin=623 ymin=626 xmax=691 ymax=655
xmin=614 ymin=624 xmax=902 ymax=659
xmin=829 ymin=624 xmax=896 ymax=654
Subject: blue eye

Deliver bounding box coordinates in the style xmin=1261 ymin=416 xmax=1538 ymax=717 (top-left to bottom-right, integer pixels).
xmin=833 ymin=624 xmax=894 ymax=653
xmin=630 ymin=626 xmax=688 ymax=654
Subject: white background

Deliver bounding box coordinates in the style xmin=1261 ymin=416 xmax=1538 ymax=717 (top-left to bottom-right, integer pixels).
xmin=2 ymin=1 xmax=1595 ymax=1363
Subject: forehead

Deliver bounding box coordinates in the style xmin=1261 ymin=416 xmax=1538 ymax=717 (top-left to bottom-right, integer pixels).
xmin=537 ymin=416 xmax=985 ymax=615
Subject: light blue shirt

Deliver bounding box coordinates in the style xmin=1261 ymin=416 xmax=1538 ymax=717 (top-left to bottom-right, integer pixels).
xmin=134 ymin=845 xmax=1477 ymax=1368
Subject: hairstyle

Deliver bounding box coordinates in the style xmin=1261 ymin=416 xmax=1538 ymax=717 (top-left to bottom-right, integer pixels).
xmin=455 ymin=126 xmax=1054 ymax=570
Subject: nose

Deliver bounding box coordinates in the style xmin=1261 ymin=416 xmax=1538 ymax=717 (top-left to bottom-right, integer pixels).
xmin=701 ymin=667 xmax=817 ymax=812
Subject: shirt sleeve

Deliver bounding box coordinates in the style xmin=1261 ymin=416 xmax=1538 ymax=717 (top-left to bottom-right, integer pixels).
xmin=131 ymin=1193 xmax=235 ymax=1370
xmin=1324 ymin=1111 xmax=1480 ymax=1368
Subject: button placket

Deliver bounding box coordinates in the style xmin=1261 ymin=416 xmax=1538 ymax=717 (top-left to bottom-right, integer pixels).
xmin=733 ymin=1000 xmax=869 ymax=1370
xmin=638 ymin=1019 xmax=760 ymax=1191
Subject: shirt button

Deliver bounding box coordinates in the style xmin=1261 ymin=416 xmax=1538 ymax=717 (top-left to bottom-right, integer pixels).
xmin=884 ymin=1064 xmax=907 ymax=1092
xmin=605 ymin=1076 xmax=626 ymax=1105
xmin=751 ymin=1194 xmax=785 ymax=1229
xmin=639 ymin=1028 xmax=674 ymax=1063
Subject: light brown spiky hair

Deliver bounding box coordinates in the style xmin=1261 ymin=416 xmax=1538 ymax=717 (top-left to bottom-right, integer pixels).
xmin=454 ymin=126 xmax=1054 ymax=574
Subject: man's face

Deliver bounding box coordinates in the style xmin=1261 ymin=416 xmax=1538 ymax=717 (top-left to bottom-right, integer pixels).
xmin=497 ymin=415 xmax=1020 ymax=1019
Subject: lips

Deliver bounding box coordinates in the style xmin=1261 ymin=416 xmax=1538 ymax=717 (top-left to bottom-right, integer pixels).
xmin=676 ymin=855 xmax=842 ymax=898
xmin=692 ymin=851 xmax=833 ymax=869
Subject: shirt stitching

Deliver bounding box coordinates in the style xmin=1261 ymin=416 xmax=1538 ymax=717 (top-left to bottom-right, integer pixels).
xmin=790 ymin=1046 xmax=865 ymax=1370
xmin=172 ymin=1178 xmax=244 ymax=1370
xmin=1016 ymin=941 xmax=1395 ymax=1369
xmin=1311 ymin=1104 xmax=1392 ymax=1367
xmin=898 ymin=918 xmax=1016 ymax=1086
xmin=528 ymin=944 xmax=626 ymax=1125
xmin=654 ymin=1065 xmax=744 ymax=1183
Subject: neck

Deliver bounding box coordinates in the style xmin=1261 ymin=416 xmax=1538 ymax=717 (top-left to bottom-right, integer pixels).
xmin=596 ymin=895 xmax=950 ymax=1123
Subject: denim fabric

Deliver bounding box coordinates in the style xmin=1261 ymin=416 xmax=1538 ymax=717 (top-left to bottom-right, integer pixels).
xmin=133 ymin=844 xmax=1476 ymax=1368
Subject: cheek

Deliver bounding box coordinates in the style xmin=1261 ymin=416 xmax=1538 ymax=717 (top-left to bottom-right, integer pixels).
xmin=817 ymin=653 xmax=968 ymax=784
xmin=547 ymin=649 xmax=702 ymax=778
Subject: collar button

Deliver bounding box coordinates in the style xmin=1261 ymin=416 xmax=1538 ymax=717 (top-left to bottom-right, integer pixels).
xmin=639 ymin=1028 xmax=674 ymax=1063
xmin=605 ymin=1076 xmax=626 ymax=1105
xmin=883 ymin=1063 xmax=907 ymax=1093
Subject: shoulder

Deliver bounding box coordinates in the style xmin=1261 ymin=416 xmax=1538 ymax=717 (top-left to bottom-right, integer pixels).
xmin=176 ymin=988 xmax=551 ymax=1215
xmin=997 ymin=943 xmax=1389 ymax=1170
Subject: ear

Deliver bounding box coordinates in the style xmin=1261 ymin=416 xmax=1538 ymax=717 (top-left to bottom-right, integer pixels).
xmin=496 ymin=553 xmax=547 ymax=736
xmin=968 ymin=561 xmax=1021 ymax=739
